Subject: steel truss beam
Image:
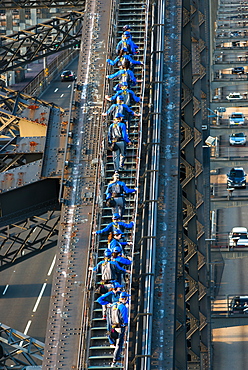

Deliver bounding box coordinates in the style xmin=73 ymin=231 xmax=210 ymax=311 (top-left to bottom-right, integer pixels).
xmin=0 ymin=10 xmax=84 ymax=73
xmin=176 ymin=0 xmax=211 ymax=368
xmin=0 ymin=0 xmax=84 ymax=8
xmin=0 ymin=86 xmax=63 ymax=115
xmin=0 ymin=87 xmax=63 ymax=234
xmin=0 ymin=323 xmax=44 ymax=368
xmin=0 ymin=86 xmax=65 ymax=174
xmin=0 ymin=210 xmax=60 ymax=268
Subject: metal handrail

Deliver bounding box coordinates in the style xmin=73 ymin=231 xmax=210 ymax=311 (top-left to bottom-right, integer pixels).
xmin=134 ymin=0 xmax=165 ymax=368
xmin=124 ymin=3 xmax=149 ymax=369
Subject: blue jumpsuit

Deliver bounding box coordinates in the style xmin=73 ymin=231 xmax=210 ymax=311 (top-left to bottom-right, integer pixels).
xmin=96 ymin=220 xmax=134 ymax=235
xmin=108 ymin=121 xmax=131 ymax=172
xmin=111 ymin=302 xmax=129 ymax=362
xmin=116 ymin=39 xmax=138 ymax=55
xmin=105 ymin=103 xmax=136 ymax=132
xmin=107 ymin=54 xmax=142 ymax=67
xmin=97 ymin=291 xmax=121 ymax=345
xmin=93 ymin=258 xmax=127 ymax=284
xmin=107 ymin=69 xmax=136 ymax=90
xmin=109 ymin=88 xmax=140 ymax=106
xmin=105 ymin=180 xmax=136 ymax=217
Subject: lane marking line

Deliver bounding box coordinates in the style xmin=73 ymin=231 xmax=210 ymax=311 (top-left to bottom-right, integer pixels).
xmin=68 ymin=84 xmax=71 ymax=88
xmin=32 ymin=283 xmax=47 ymax=312
xmin=48 ymin=255 xmax=56 ymax=276
xmin=24 ymin=320 xmax=32 ymax=335
xmin=54 ymin=88 xmax=58 ymax=92
xmin=2 ymin=285 xmax=9 ymax=295
xmin=60 ymin=94 xmax=64 ymax=97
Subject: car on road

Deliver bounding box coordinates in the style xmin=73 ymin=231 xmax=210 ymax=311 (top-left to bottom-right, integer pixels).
xmin=226 ymin=92 xmax=243 ymax=100
xmin=232 ymin=66 xmax=245 ymax=74
xmin=229 ymin=112 xmax=245 ymax=125
xmin=61 ymin=70 xmax=76 ymax=82
xmin=229 ymin=31 xmax=240 ymax=37
xmin=229 ymin=132 xmax=246 ymax=146
xmin=227 ymin=167 xmax=247 ymax=188
xmin=229 ymin=227 xmax=248 ymax=247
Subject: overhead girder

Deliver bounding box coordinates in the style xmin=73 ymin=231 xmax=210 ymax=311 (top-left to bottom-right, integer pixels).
xmin=0 ymin=87 xmax=66 ymax=174
xmin=0 ymin=323 xmax=44 ymax=368
xmin=0 ymin=86 xmax=64 ymax=228
xmin=0 ymin=86 xmax=63 ymax=115
xmin=0 ymin=11 xmax=84 ymax=73
xmin=176 ymin=0 xmax=210 ymax=368
xmin=0 ymin=0 xmax=85 ymax=8
xmin=0 ymin=210 xmax=60 ymax=267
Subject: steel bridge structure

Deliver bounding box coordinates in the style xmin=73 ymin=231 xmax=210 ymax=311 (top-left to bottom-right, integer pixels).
xmin=0 ymin=0 xmax=212 ymax=369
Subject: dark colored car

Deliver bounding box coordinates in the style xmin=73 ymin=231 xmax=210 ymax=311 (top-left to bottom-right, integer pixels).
xmin=232 ymin=66 xmax=245 ymax=74
xmin=227 ymin=167 xmax=246 ymax=188
xmin=61 ymin=70 xmax=76 ymax=81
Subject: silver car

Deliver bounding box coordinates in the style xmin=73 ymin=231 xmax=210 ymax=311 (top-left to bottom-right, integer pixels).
xmin=229 ymin=133 xmax=246 ymax=146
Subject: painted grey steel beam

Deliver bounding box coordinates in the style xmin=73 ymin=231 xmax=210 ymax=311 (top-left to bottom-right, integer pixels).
xmin=0 ymin=159 xmax=42 ymax=193
xmin=0 ymin=136 xmax=46 ymax=154
xmin=0 ymin=178 xmax=60 ymax=228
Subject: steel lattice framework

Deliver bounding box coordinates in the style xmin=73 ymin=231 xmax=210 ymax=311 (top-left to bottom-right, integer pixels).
xmin=176 ymin=0 xmax=211 ymax=367
xmin=0 ymin=10 xmax=84 ymax=73
xmin=0 ymin=87 xmax=65 ymax=265
xmin=0 ymin=211 xmax=60 ymax=269
xmin=0 ymin=0 xmax=84 ymax=8
xmin=0 ymin=323 xmax=44 ymax=368
xmin=0 ymin=86 xmax=63 ymax=115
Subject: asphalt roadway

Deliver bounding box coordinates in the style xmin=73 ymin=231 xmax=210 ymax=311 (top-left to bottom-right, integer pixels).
xmin=211 ymin=107 xmax=248 ymax=368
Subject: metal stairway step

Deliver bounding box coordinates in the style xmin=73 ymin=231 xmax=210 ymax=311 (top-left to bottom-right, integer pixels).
xmin=88 ymin=0 xmax=145 ymax=367
xmin=90 ymin=326 xmax=108 ymax=331
xmin=91 ymin=336 xmax=109 ymax=340
xmin=90 ymin=345 xmax=114 ymax=350
xmin=89 ymin=355 xmax=115 ymax=360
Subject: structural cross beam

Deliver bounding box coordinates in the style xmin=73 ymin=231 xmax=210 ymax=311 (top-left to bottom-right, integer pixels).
xmin=0 ymin=322 xmax=44 ymax=367
xmin=0 ymin=10 xmax=84 ymax=73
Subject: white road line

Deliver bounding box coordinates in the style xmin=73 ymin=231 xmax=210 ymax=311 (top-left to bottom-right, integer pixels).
xmin=24 ymin=320 xmax=32 ymax=335
xmin=32 ymin=283 xmax=47 ymax=312
xmin=60 ymin=94 xmax=64 ymax=97
xmin=2 ymin=285 xmax=9 ymax=295
xmin=54 ymin=88 xmax=58 ymax=92
xmin=68 ymin=84 xmax=71 ymax=88
xmin=48 ymin=255 xmax=56 ymax=276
